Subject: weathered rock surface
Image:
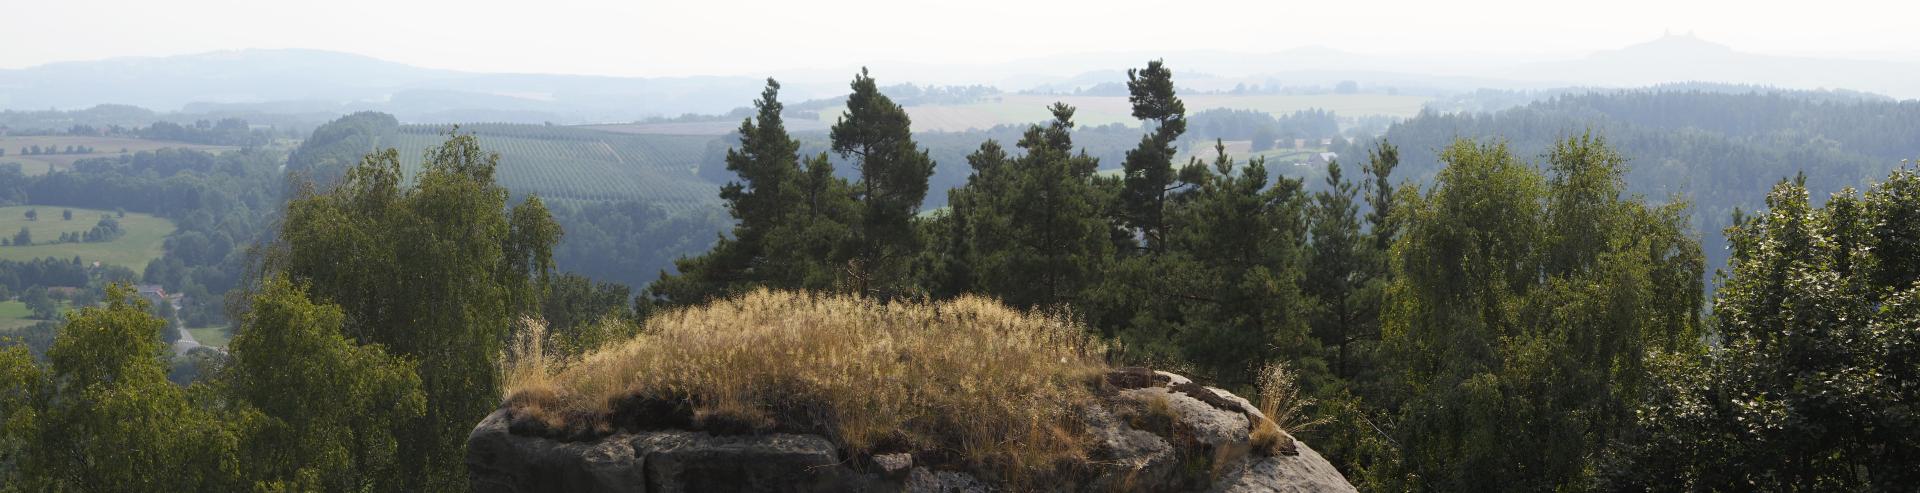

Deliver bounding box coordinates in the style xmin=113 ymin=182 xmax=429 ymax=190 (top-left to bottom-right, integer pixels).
xmin=467 ymin=410 xmax=647 ymax=493
xmin=467 ymin=370 xmax=1357 ymax=492
xmin=1209 ymin=441 xmax=1355 ymax=493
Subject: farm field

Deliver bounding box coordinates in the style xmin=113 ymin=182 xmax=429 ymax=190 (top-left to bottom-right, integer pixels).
xmin=0 ymin=135 xmax=238 ymax=175
xmin=1095 ymin=140 xmax=1334 ymax=182
xmin=0 ymin=299 xmax=68 ymax=331
xmin=585 ymin=119 xmax=833 ymax=136
xmin=817 ymin=93 xmax=1431 ymax=133
xmin=187 ymin=326 xmax=230 ymax=347
xmin=0 ymin=206 xmax=175 ymax=271
xmin=386 ymin=124 xmax=723 ymax=212
xmin=1174 ymin=139 xmax=1333 ymax=163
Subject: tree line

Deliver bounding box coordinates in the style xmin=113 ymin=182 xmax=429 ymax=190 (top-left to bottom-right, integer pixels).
xmin=12 ymin=145 xmax=97 ymax=156
xmin=646 ymin=62 xmax=1379 ymax=390
xmin=7 ymin=216 xmax=125 ymax=246
xmin=643 ymin=62 xmax=1919 ymax=490
xmin=0 ymin=131 xmax=558 ymax=491
xmin=1187 ymin=107 xmax=1340 ymax=151
xmin=1359 ymin=90 xmax=1920 ymax=293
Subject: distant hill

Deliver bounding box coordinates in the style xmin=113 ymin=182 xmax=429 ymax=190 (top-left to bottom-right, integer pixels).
xmin=286 ymin=112 xmax=734 ymax=287
xmin=1504 ymin=34 xmax=1920 ymax=99
xmin=0 ymin=49 xmax=796 ymax=123
xmin=389 ymin=124 xmax=722 ymax=212
xmin=1350 ymin=89 xmax=1920 ymax=289
xmin=5 ymin=38 xmax=1914 ymax=129
xmin=967 ymin=36 xmax=1920 ymax=99
xmin=286 ymin=113 xmax=725 ymax=211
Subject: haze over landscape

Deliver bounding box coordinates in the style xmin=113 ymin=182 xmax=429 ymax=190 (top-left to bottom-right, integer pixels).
xmin=2 ymin=1 xmax=1918 ymax=491
xmin=6 ymin=0 xmax=1917 ymax=74
xmin=5 ymin=31 xmax=1920 ymax=122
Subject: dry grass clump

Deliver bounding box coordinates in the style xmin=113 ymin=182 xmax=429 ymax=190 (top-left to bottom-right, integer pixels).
xmin=1249 ymin=416 xmax=1289 ymax=456
xmin=504 ymin=289 xmax=1111 ymax=479
xmin=1250 ymin=362 xmax=1321 ymax=456
xmin=500 ymin=316 xmax=571 ymax=431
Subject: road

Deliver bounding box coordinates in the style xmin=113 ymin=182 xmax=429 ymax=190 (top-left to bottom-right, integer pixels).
xmin=168 ymin=298 xmax=200 ymax=355
xmin=172 ymin=323 xmax=200 ymax=354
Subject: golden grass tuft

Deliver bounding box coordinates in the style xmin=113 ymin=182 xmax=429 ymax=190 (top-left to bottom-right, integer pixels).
xmin=502 ymin=289 xmax=1112 ymax=480
xmin=1250 ymin=362 xmax=1322 ymax=456
xmin=501 ymin=316 xmax=557 ymax=401
xmin=1249 ymin=417 xmax=1288 ymax=456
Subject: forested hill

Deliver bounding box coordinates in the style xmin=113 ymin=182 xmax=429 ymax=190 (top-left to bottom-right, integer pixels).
xmin=288 ymin=112 xmax=723 ymax=208
xmin=1353 ymin=90 xmax=1920 ymax=280
xmin=286 ymin=112 xmax=728 ymax=288
xmin=283 ymin=90 xmax=1920 ymax=288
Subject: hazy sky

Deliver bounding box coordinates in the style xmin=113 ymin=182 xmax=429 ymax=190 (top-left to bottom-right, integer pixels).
xmin=4 ymin=0 xmax=1915 ymax=76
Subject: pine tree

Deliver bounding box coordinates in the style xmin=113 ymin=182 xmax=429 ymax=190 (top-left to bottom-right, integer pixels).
xmin=1306 ymin=160 xmax=1374 ymax=380
xmin=723 ymin=79 xmax=804 ymax=251
xmin=936 ymin=140 xmax=1011 ymax=298
xmin=1362 ymin=138 xmax=1399 ymax=253
xmin=1164 ymin=140 xmax=1314 ymax=388
xmin=758 ymin=152 xmax=857 ymax=292
xmin=650 ymin=79 xmax=807 ymax=305
xmin=949 ymin=103 xmax=1112 ymax=309
xmin=1116 ymin=60 xmax=1190 ymax=253
xmin=830 ymin=69 xmax=935 ymax=297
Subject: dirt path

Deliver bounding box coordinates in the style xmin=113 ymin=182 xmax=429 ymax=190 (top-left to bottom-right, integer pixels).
xmin=172 ymin=323 xmax=199 ymax=354
xmin=170 ymin=300 xmax=199 ymax=355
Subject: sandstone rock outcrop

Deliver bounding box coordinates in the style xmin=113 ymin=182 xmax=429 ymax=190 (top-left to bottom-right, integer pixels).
xmin=468 ymin=370 xmax=1358 ymax=492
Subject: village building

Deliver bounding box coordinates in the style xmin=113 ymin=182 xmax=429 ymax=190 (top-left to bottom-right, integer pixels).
xmin=135 ymin=284 xmax=169 ymax=307
xmin=1307 ymin=151 xmax=1339 ymax=167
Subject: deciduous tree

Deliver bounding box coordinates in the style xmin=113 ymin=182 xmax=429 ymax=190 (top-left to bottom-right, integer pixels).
xmin=1602 ymin=165 xmax=1920 ymax=491
xmin=270 ymin=131 xmax=558 ymax=491
xmin=0 ymin=286 xmax=250 ymax=491
xmin=1376 ymin=135 xmax=1701 ymax=491
xmin=224 ymin=276 xmax=425 ymax=492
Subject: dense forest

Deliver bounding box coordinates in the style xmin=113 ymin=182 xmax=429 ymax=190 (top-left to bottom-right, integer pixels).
xmin=1353 ymin=90 xmax=1920 ymax=284
xmin=642 ymin=65 xmax=1919 ymax=490
xmin=0 ymin=59 xmax=1915 ymax=492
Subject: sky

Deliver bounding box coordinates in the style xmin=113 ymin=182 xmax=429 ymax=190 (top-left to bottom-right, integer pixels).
xmin=3 ymin=0 xmax=1916 ymax=77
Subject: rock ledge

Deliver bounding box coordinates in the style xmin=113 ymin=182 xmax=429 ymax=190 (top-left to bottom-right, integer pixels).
xmin=468 ymin=370 xmax=1357 ymax=492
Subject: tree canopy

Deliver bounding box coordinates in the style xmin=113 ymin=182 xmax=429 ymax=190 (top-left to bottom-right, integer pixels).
xmin=268 ymin=131 xmax=559 ymax=491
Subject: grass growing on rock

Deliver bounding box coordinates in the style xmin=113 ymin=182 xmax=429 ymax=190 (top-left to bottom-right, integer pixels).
xmin=502 ymin=289 xmax=1112 ymax=480
xmin=1251 ymin=362 xmax=1320 ymax=456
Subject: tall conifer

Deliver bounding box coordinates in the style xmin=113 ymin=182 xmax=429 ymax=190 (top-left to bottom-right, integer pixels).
xmin=830 ymin=69 xmax=935 ymax=297
xmin=950 ymin=104 xmax=1110 ymax=309
xmin=651 ymin=79 xmax=806 ymax=304
xmin=1117 ymin=60 xmax=1190 ymax=253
